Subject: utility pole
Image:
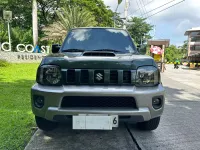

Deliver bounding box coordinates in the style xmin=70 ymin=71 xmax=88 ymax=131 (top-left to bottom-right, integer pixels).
xmin=153 ymin=25 xmax=156 ymax=39
xmin=114 ymin=0 xmax=123 ymax=28
xmin=113 ymin=6 xmax=119 ymax=28
xmin=123 ymin=0 xmax=129 ymax=29
xmin=32 ymin=0 xmax=38 ymax=47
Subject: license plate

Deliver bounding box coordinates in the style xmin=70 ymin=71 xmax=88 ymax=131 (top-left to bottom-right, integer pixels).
xmin=73 ymin=114 xmax=118 ymax=130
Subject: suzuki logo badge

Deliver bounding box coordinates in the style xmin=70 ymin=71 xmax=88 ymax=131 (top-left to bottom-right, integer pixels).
xmin=96 ymin=73 xmax=103 ymax=81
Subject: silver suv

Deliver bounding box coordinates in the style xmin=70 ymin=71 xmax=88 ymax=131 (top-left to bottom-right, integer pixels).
xmin=31 ymin=27 xmax=165 ymax=131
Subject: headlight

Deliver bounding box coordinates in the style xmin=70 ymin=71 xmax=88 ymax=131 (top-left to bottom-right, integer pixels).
xmin=36 ymin=65 xmax=62 ymax=86
xmin=136 ymin=66 xmax=160 ymax=87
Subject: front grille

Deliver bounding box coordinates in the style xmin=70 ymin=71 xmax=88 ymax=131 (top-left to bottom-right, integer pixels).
xmin=61 ymin=96 xmax=137 ymax=108
xmin=64 ymin=69 xmax=134 ymax=85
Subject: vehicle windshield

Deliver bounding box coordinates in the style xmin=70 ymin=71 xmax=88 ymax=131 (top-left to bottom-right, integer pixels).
xmin=61 ymin=28 xmax=137 ymax=54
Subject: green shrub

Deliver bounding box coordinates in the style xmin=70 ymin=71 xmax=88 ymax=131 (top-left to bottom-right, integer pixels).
xmin=0 ymin=59 xmax=10 ymax=67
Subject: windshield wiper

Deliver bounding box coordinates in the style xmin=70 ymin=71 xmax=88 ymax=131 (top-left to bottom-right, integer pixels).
xmin=62 ymin=49 xmax=86 ymax=52
xmin=91 ymin=49 xmax=122 ymax=53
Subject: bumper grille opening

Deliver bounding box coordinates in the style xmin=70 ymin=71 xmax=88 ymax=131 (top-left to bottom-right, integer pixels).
xmin=61 ymin=96 xmax=137 ymax=108
xmin=119 ymin=116 xmax=131 ymax=119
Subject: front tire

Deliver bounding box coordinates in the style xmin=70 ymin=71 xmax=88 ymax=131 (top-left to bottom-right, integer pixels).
xmin=35 ymin=116 xmax=58 ymax=131
xmin=137 ymin=117 xmax=160 ymax=131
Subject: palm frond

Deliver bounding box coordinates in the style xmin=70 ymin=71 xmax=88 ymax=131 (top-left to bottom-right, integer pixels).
xmin=42 ymin=5 xmax=97 ymax=41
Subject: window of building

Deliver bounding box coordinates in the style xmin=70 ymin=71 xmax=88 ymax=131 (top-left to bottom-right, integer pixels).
xmin=190 ymin=45 xmax=200 ymax=51
xmin=190 ymin=31 xmax=200 ymax=36
xmin=191 ymin=37 xmax=200 ymax=42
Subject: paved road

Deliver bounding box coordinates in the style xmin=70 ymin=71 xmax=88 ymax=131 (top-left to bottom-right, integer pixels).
xmin=25 ymin=65 xmax=200 ymax=150
xmin=129 ymin=65 xmax=200 ymax=150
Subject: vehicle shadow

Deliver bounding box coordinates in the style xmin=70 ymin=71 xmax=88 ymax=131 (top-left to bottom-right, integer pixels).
xmin=164 ymin=86 xmax=200 ymax=102
xmin=26 ymin=122 xmax=137 ymax=150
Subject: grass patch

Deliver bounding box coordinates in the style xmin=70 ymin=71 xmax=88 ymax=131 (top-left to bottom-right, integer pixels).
xmin=0 ymin=59 xmax=10 ymax=67
xmin=0 ymin=63 xmax=39 ymax=150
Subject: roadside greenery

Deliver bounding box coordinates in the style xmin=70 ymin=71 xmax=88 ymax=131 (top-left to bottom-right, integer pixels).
xmin=42 ymin=5 xmax=97 ymax=41
xmin=0 ymin=0 xmax=115 ymax=49
xmin=127 ymin=17 xmax=153 ymax=45
xmin=0 ymin=0 xmax=187 ymax=59
xmin=0 ymin=63 xmax=39 ymax=150
xmin=0 ymin=59 xmax=10 ymax=67
xmin=165 ymin=43 xmax=187 ymax=62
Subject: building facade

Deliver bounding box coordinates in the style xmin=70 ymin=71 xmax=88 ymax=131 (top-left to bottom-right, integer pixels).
xmin=184 ymin=27 xmax=200 ymax=62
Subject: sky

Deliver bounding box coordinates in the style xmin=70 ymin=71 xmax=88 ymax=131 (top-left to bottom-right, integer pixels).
xmin=103 ymin=0 xmax=200 ymax=46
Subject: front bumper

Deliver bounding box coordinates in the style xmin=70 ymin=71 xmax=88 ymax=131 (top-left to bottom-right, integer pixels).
xmin=31 ymin=84 xmax=165 ymax=122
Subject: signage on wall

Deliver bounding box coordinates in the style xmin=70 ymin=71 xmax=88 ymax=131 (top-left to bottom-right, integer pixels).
xmin=150 ymin=46 xmax=164 ymax=55
xmin=0 ymin=42 xmax=50 ymax=53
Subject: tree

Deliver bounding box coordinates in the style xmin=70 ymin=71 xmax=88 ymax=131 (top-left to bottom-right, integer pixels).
xmin=127 ymin=17 xmax=153 ymax=45
xmin=0 ymin=21 xmax=8 ymax=42
xmin=42 ymin=5 xmax=97 ymax=41
xmin=66 ymin=0 xmax=114 ymax=27
xmin=178 ymin=40 xmax=188 ymax=58
xmin=113 ymin=12 xmax=124 ymax=28
xmin=165 ymin=45 xmax=186 ymax=62
xmin=11 ymin=27 xmax=33 ymax=50
xmin=37 ymin=0 xmax=62 ymax=25
xmin=0 ymin=0 xmax=32 ymax=29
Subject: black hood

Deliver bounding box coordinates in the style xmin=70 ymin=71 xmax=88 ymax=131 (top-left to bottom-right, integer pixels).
xmin=41 ymin=52 xmax=156 ymax=70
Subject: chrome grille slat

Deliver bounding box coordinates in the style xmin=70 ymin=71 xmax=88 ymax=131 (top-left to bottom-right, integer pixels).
xmin=75 ymin=69 xmax=81 ymax=84
xmin=88 ymin=70 xmax=94 ymax=84
xmin=118 ymin=70 xmax=123 ymax=84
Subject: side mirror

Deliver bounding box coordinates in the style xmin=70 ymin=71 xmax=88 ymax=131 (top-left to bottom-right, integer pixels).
xmin=52 ymin=44 xmax=61 ymax=53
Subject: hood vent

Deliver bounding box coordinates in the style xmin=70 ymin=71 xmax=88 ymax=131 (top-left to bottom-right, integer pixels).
xmin=83 ymin=51 xmax=115 ymax=57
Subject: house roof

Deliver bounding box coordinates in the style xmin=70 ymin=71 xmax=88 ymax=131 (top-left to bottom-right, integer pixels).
xmin=147 ymin=39 xmax=170 ymax=47
xmin=184 ymin=27 xmax=200 ymax=36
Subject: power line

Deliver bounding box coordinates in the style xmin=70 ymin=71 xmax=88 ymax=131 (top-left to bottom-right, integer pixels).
xmin=140 ymin=0 xmax=148 ymax=18
xmin=145 ymin=0 xmax=185 ymax=19
xmin=141 ymin=0 xmax=176 ymax=16
xmin=128 ymin=0 xmax=154 ymax=16
xmin=138 ymin=0 xmax=147 ymax=18
xmin=136 ymin=0 xmax=144 ymax=18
